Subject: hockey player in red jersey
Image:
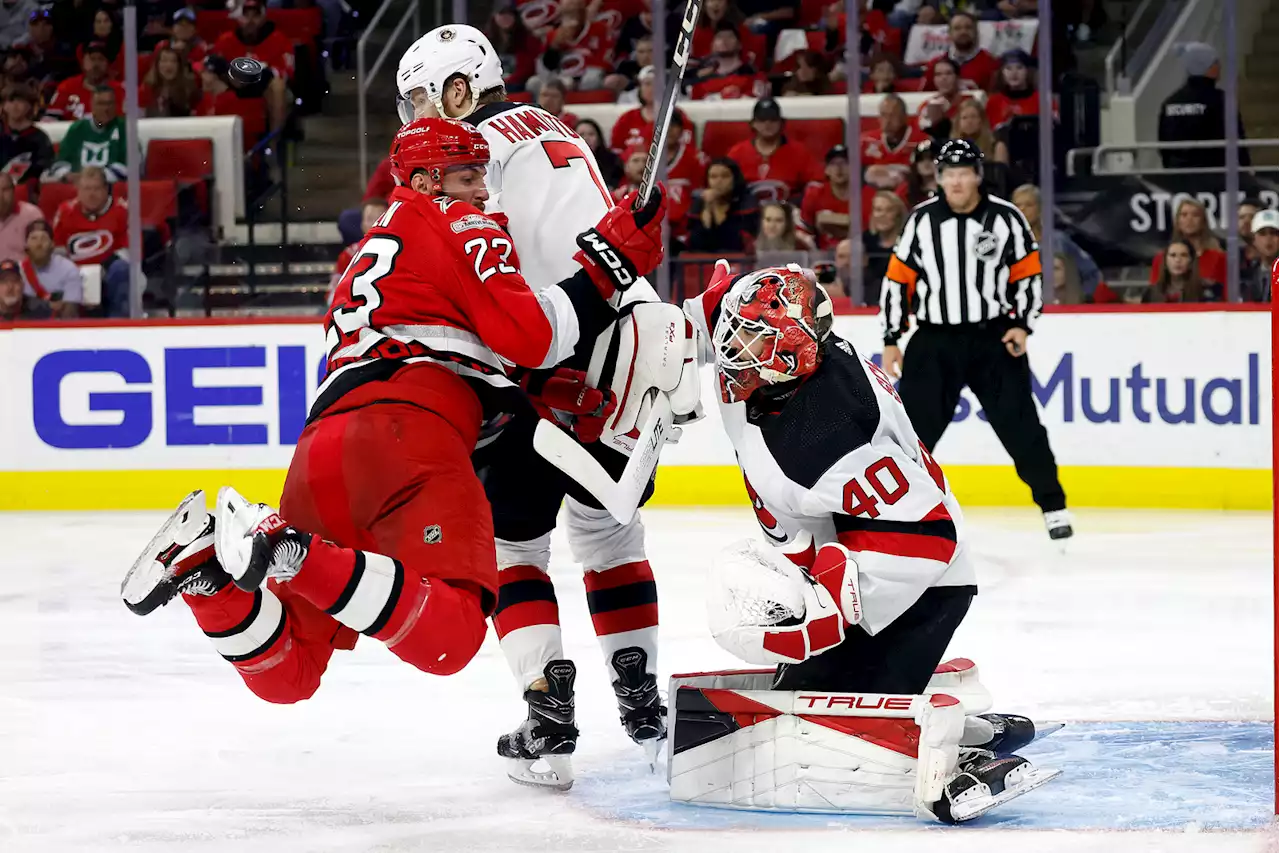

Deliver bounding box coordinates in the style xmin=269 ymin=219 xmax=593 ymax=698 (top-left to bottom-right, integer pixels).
xmin=120 ymin=117 xmax=667 ymax=706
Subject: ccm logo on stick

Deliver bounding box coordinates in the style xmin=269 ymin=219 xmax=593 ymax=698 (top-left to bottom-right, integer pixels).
xmin=797 ymin=695 xmax=914 ymax=711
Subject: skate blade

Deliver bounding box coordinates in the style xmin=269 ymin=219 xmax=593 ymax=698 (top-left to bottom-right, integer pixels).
xmin=948 ymin=766 xmax=1062 ymax=823
xmin=1030 ymin=722 xmax=1065 ymax=744
xmin=641 ymin=736 xmax=664 ymax=772
xmin=120 ymin=490 xmax=208 ymax=616
xmin=505 ymin=755 xmax=574 ymax=791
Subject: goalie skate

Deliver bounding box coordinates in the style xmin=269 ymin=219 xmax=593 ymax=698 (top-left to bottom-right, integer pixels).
xmin=929 ymin=752 xmax=1063 ymax=824
xmin=497 ymin=660 xmax=579 ymax=791
xmin=121 ymin=490 xmax=229 ymax=615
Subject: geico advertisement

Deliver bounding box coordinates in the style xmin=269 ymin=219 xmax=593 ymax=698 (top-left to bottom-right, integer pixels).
xmin=0 ymin=311 xmax=1269 ymax=473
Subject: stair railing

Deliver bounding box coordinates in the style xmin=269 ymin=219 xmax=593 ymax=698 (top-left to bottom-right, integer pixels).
xmin=357 ymin=0 xmax=421 ymax=186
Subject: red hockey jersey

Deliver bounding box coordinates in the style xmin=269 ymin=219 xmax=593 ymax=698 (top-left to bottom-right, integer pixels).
xmin=214 ymin=24 xmax=295 ymax=81
xmin=46 ymin=76 xmax=127 ymax=121
xmin=53 ymin=196 xmax=129 ymax=265
xmin=726 ymin=138 xmax=824 ymax=205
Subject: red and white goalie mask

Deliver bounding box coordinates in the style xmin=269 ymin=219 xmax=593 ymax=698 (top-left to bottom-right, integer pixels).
xmin=711 ymin=265 xmax=834 ymax=404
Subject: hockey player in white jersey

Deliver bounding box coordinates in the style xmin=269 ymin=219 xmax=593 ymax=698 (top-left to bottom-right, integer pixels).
xmin=673 ymin=261 xmax=1059 ymax=822
xmin=396 ymin=25 xmax=701 ymax=789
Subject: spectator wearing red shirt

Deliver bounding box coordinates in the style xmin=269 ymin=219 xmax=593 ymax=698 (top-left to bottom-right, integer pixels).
xmin=139 ymin=46 xmax=199 ymax=118
xmin=52 ymin=166 xmax=131 ymax=317
xmin=610 ymin=66 xmax=692 ymax=153
xmin=925 ymin=12 xmax=1000 ymax=91
xmin=330 ymin=197 xmax=389 ymax=303
xmin=612 ymin=145 xmax=647 ymax=201
xmin=800 ymin=144 xmax=853 ymax=250
xmin=861 ymin=94 xmax=925 ymax=190
xmin=863 ymin=52 xmax=902 ymax=94
xmin=44 ymin=43 xmax=125 ymax=121
xmin=664 ymin=113 xmax=710 ymax=244
xmin=691 ymin=0 xmax=745 ymax=58
xmin=690 ymin=24 xmax=764 ymax=101
xmin=726 ymin=98 xmax=823 ymax=205
xmin=985 ymin=50 xmax=1039 ymax=129
xmin=917 ymin=57 xmax=975 ymax=140
xmin=1146 ymin=239 xmax=1224 ymax=302
xmin=780 ymin=50 xmax=831 ymax=97
xmin=154 ymin=8 xmax=209 ymax=72
xmin=213 ymin=0 xmax=295 ymax=82
xmin=488 ymin=1 xmax=540 ymax=91
xmin=540 ymin=0 xmax=615 ymax=90
xmin=76 ymin=9 xmax=124 ymax=80
xmin=1146 ymin=198 xmax=1228 ymax=287
xmin=536 ymin=79 xmax=579 ymax=129
xmin=195 ymin=54 xmax=287 ymax=148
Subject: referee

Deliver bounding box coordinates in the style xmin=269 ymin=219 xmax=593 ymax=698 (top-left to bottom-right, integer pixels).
xmin=878 ymin=139 xmax=1072 ymax=541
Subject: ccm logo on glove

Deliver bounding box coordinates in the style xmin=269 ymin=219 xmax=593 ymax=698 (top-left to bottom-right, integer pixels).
xmin=578 ymin=232 xmax=635 ymax=287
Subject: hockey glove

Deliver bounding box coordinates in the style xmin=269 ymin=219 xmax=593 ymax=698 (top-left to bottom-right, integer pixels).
xmin=521 ymin=367 xmax=617 ymax=444
xmin=574 ymin=184 xmax=668 ymax=299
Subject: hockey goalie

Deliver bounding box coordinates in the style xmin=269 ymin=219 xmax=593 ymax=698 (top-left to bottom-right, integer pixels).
xmin=671 ymin=262 xmax=1060 ymax=823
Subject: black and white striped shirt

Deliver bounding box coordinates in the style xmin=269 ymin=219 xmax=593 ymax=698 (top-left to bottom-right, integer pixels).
xmin=879 ymin=193 xmax=1044 ymax=345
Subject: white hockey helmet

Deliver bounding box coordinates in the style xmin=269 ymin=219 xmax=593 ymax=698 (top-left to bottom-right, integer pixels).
xmin=396 ymin=24 xmax=505 ymax=124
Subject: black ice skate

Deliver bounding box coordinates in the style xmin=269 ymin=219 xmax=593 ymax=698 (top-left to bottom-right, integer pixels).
xmin=121 ymin=490 xmax=232 ymax=616
xmin=609 ymin=647 xmax=667 ymax=768
xmin=967 ymin=713 xmax=1039 ymax=755
xmin=497 ymin=660 xmax=579 ymax=790
xmin=1043 ymin=509 xmax=1074 ymax=542
xmin=928 ymin=750 xmax=1062 ymax=824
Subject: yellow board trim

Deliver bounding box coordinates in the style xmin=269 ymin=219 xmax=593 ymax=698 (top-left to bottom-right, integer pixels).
xmin=1 ymin=465 xmax=1271 ymax=511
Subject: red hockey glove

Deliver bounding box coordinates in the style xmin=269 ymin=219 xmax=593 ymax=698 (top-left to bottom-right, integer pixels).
xmin=574 ymin=184 xmax=668 ymax=298
xmin=521 ymin=368 xmax=617 ymax=443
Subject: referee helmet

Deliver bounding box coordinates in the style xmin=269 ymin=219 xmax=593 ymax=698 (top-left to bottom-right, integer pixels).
xmin=935 ymin=138 xmax=984 ymax=179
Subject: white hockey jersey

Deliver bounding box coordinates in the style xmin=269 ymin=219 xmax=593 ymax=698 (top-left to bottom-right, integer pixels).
xmin=685 ymin=287 xmax=976 ymax=635
xmin=466 ymin=102 xmax=659 ymax=303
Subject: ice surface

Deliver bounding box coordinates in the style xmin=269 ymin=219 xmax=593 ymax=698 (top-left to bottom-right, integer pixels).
xmin=0 ymin=507 xmax=1274 ymax=852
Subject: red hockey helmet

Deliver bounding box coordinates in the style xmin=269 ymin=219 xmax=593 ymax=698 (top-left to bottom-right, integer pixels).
xmin=712 ymin=264 xmax=834 ymax=403
xmin=388 ymin=116 xmax=490 ymax=193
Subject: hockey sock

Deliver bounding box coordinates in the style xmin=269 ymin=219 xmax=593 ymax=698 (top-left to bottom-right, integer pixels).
xmin=584 ymin=560 xmax=659 ymax=675
xmin=493 ymin=564 xmax=565 ymax=689
xmin=284 ymin=537 xmax=487 ymax=676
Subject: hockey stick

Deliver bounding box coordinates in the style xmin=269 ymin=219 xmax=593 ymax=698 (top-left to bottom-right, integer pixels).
xmin=532 ymin=0 xmax=702 ymax=523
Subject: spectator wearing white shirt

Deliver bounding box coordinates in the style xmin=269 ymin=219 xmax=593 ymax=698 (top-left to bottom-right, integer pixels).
xmin=21 ymin=219 xmax=83 ymax=317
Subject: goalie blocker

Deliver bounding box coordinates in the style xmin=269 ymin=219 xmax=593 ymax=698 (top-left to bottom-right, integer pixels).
xmin=667 ymin=666 xmax=1060 ymax=823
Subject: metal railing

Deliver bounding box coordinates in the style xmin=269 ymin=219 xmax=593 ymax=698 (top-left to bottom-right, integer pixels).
xmin=1104 ymin=0 xmax=1175 ymax=94
xmin=1065 ymin=139 xmax=1280 ymax=176
xmin=357 ymin=0 xmax=421 ymax=185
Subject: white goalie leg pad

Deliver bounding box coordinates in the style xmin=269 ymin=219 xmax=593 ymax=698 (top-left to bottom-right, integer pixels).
xmin=667 ymin=670 xmax=965 ymax=815
xmin=925 ymin=657 xmax=994 ymax=715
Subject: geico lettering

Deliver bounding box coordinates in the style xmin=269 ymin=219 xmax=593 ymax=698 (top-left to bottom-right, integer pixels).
xmin=32 ymin=349 xmax=152 ymax=449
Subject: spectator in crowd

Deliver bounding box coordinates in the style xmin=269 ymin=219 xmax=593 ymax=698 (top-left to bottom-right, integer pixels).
xmin=951 ymin=99 xmax=1006 ymax=164
xmin=1158 ymin=42 xmax=1249 ymax=170
xmin=754 ymin=201 xmax=812 ymax=253
xmin=1237 ymin=196 xmax=1262 ymax=266
xmin=49 ymin=88 xmax=130 ymax=183
xmin=1147 ymin=198 xmax=1227 ymax=287
xmin=488 ymin=1 xmax=539 ymax=91
xmin=1149 ymin=239 xmax=1223 ymax=303
xmin=611 ymin=67 xmax=693 ymax=152
xmin=52 ymin=166 xmax=130 ymax=317
xmin=665 ymin=112 xmax=710 ymax=244
xmin=862 ymin=94 xmax=925 ymax=190
xmin=140 ymin=46 xmax=198 ymax=117
xmin=985 ymin=50 xmax=1039 ymax=129
xmin=727 ymin=98 xmax=822 ymax=204
xmin=828 ymin=236 xmax=852 ymax=298
xmin=21 ymin=219 xmax=83 ymax=317
xmin=540 ymin=0 xmax=614 ymax=92
xmin=927 ymin=12 xmax=999 ymax=91
xmin=0 ymin=257 xmax=50 ymax=320
xmin=17 ymin=8 xmax=75 ymax=83
xmin=905 ymin=139 xmax=938 ymax=205
xmin=691 ymin=23 xmax=762 ymax=100
xmin=863 ymin=52 xmax=901 ymax=94
xmin=0 ymin=83 xmax=54 ymax=187
xmin=738 ymin=0 xmax=798 ymax=39
xmin=214 ymin=0 xmax=295 ymax=81
xmin=800 ymin=144 xmax=854 ymax=250
xmin=781 ymin=50 xmax=831 ymax=97
xmin=1048 ymin=253 xmax=1086 ymax=305
xmin=1011 ymin=184 xmax=1102 ymax=298
xmin=1060 ymin=0 xmax=1107 ymax=43
xmin=613 ymin=145 xmax=647 ymax=200
xmin=196 ymin=54 xmax=288 ymax=147
xmin=861 ymin=189 xmax=908 ymax=302
xmin=917 ymin=58 xmax=971 ymax=139
xmin=686 ymin=157 xmax=758 ymax=254
xmin=694 ymin=0 xmax=745 ymax=54
xmin=575 ymin=118 xmax=623 ymax=189
xmin=44 ymin=42 xmax=125 ymax=122
xmin=0 ymin=171 xmax=42 ymax=263
xmin=995 ymin=0 xmax=1038 ymax=17
xmin=82 ymin=9 xmax=124 ymax=77
xmin=3 ymin=47 xmax=45 ymax=101
xmin=329 ymin=197 xmax=389 ymax=302
xmin=1243 ymin=209 xmax=1278 ymax=302
xmin=615 ymin=8 xmax=653 ymax=64
xmin=536 ymin=79 xmax=578 ymax=128
xmin=610 ymin=34 xmax=653 ymax=95
xmin=339 ymin=156 xmax=395 ymax=244
xmin=0 ymin=0 xmax=41 ymax=46
xmin=157 ymin=8 xmax=209 ymax=69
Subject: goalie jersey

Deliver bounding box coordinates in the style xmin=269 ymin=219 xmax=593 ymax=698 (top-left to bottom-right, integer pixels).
xmin=685 ymin=288 xmax=976 ymax=635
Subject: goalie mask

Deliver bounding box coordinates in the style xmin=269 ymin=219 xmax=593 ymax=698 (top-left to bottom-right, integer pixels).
xmin=712 ymin=265 xmax=833 ymax=404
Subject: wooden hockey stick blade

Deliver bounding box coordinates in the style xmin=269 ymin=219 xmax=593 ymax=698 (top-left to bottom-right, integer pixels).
xmin=532 ymin=393 xmax=674 ymax=524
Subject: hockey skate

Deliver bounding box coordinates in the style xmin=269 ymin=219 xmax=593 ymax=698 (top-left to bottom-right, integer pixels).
xmin=928 ymin=749 xmax=1062 ymax=824
xmin=214 ymin=486 xmax=311 ymax=591
xmin=965 ymin=713 xmax=1052 ymax=755
xmin=497 ymin=660 xmax=579 ymax=791
xmin=609 ymin=647 xmax=667 ymax=769
xmin=1043 ymin=509 xmax=1074 ymax=542
xmin=121 ymin=490 xmax=231 ymax=615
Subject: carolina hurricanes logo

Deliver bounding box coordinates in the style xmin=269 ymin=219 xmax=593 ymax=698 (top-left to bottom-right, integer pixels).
xmin=743 ymin=476 xmax=787 ymax=543
xmin=68 ymin=230 xmax=113 ymax=261
xmin=560 ymin=49 xmax=588 ymax=77
xmin=750 ymin=179 xmax=790 ymax=204
xmin=519 ymin=0 xmax=559 ymax=31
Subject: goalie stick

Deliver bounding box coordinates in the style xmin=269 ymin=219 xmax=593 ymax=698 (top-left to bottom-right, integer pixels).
xmin=532 ymin=0 xmax=703 ymax=524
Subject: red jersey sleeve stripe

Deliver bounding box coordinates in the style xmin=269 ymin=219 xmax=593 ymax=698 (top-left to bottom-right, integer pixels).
xmin=837 ymin=528 xmax=957 ymax=564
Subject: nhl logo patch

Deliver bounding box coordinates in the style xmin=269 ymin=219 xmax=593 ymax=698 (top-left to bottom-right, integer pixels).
xmin=423 ymin=525 xmax=443 ymax=545
xmin=973 ymin=230 xmax=999 ymax=263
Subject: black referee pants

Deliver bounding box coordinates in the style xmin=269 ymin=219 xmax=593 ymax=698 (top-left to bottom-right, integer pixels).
xmin=898 ymin=322 xmax=1067 ymax=513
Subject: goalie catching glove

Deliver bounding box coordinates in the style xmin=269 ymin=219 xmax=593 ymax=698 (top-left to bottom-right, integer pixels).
xmin=574 ymin=185 xmax=668 ymax=299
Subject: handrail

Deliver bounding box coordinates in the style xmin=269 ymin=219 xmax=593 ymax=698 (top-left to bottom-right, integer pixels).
xmin=1104 ymin=0 xmax=1158 ymax=93
xmin=1066 ymin=139 xmax=1280 ymax=176
xmin=357 ymin=0 xmax=421 ymax=186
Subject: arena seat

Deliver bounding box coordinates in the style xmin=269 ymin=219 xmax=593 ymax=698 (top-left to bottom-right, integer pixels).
xmin=791 ymin=117 xmax=845 ymax=162
xmin=37 ymin=182 xmax=76 ymax=222
xmin=701 ymin=120 xmax=754 ymax=159
xmin=271 ymin=8 xmax=323 ymax=44
xmin=565 ymin=90 xmax=618 ymax=105
xmin=146 ymin=138 xmax=214 ymax=217
xmin=111 ymin=180 xmax=179 ymax=227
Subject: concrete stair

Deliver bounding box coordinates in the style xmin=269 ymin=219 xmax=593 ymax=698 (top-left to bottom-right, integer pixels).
xmin=1240 ymin=0 xmax=1278 ymax=165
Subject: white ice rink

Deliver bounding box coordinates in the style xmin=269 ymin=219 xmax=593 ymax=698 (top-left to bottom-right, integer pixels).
xmin=0 ymin=506 xmax=1274 ymax=852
